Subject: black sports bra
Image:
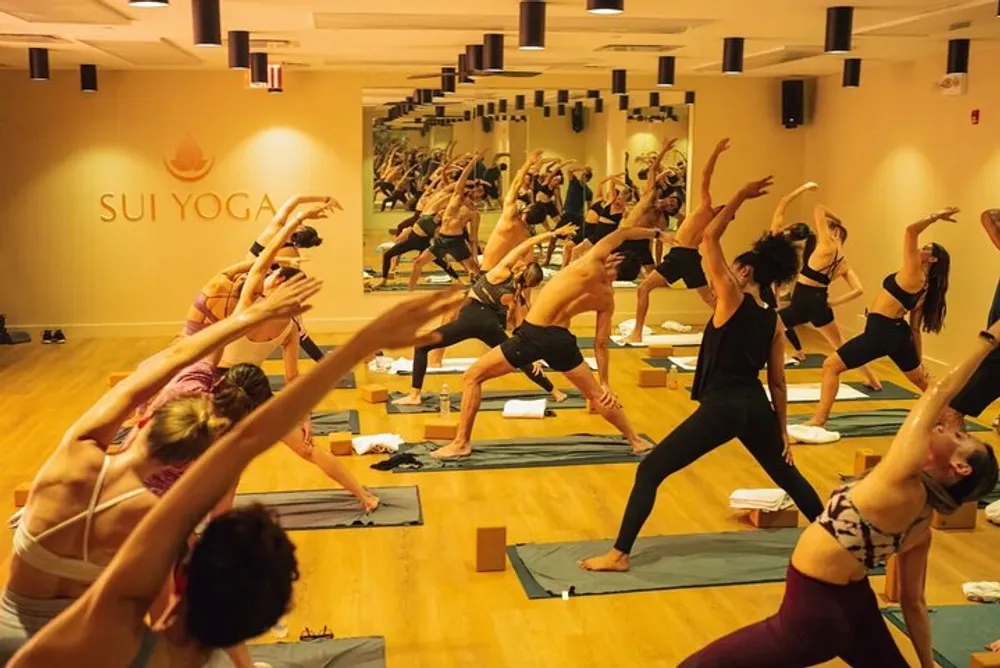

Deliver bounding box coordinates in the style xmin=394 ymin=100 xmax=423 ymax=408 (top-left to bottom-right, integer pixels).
xmin=801 ymin=250 xmax=843 ymax=286
xmin=590 ymin=202 xmax=622 ymax=225
xmin=882 ymin=273 xmax=925 ymax=311
xmin=249 ymin=240 xmax=294 ymax=257
xmin=471 ymin=275 xmax=516 ymax=316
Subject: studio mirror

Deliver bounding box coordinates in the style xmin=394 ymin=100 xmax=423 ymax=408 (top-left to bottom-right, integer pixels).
xmin=363 ymin=88 xmax=691 ymax=293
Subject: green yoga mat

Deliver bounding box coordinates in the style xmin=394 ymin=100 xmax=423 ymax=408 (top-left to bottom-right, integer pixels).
xmin=234 ymin=487 xmax=421 ymax=531
xmin=385 ymin=389 xmax=585 ymax=414
xmin=577 ymin=336 xmax=699 ymax=350
xmin=507 ymin=530 xmax=888 ymax=599
xmin=682 ymin=381 xmax=918 ymax=403
xmin=206 ymin=636 xmax=386 ymax=668
xmin=882 ymin=605 xmax=1000 ymax=668
xmin=266 ymin=344 xmax=335 ymax=360
xmin=268 ymin=372 xmax=356 ymax=391
xmin=792 ymin=408 xmax=990 ymax=438
xmin=644 ymin=353 xmax=826 ymax=371
xmin=385 ymin=434 xmax=652 ymax=473
xmin=310 ymin=410 xmax=360 ymax=435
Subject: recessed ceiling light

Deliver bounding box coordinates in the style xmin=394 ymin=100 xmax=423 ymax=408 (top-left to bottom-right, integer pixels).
xmin=587 ymin=0 xmax=624 ymax=15
xmin=129 ymin=0 xmax=169 ymax=7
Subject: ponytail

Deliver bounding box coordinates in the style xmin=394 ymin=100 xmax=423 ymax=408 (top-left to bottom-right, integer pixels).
xmin=147 ymin=395 xmax=231 ymax=464
xmin=920 ymin=243 xmax=950 ymax=333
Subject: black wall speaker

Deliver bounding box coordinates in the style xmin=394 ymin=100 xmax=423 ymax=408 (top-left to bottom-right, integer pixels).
xmin=571 ymin=103 xmax=585 ymax=133
xmin=781 ymin=79 xmax=805 ymax=129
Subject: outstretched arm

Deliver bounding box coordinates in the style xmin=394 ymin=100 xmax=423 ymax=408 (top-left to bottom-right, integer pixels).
xmin=239 ymin=206 xmax=326 ymax=310
xmin=487 ymin=227 xmax=574 ymax=279
xmin=770 ymin=182 xmax=818 ymax=234
xmin=445 ymin=152 xmax=480 ymax=218
xmin=646 ymin=138 xmax=678 ymax=183
xmin=592 ymin=226 xmax=669 ymax=259
xmin=505 ymin=151 xmax=542 ymax=209
xmin=902 ymin=207 xmax=958 ymax=277
xmin=981 ymin=209 xmax=1000 ymax=252
xmin=813 ymin=204 xmax=843 ymax=244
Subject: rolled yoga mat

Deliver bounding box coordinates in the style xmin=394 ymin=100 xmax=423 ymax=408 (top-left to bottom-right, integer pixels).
xmin=385 ymin=389 xmax=585 ymax=414
xmin=644 ymin=353 xmax=826 ymax=372
xmin=234 ymin=487 xmax=422 ymax=530
xmin=882 ymin=605 xmax=1000 ymax=668
xmin=266 ymin=344 xmax=336 ymax=360
xmin=380 ymin=434 xmax=653 ymax=473
xmin=577 ymin=333 xmax=703 ymax=349
xmin=268 ymin=372 xmax=357 ymax=391
xmin=206 ymin=636 xmax=386 ymax=668
xmin=508 ymin=529 xmax=884 ymax=600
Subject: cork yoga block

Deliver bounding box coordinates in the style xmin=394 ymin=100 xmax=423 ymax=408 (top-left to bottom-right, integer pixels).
xmin=931 ymin=501 xmax=978 ymax=530
xmin=748 ymin=508 xmax=799 ymax=529
xmin=13 ymin=484 xmax=30 ymax=508
xmin=108 ymin=371 xmax=130 ymax=388
xmin=476 ymin=527 xmax=507 ymax=572
xmin=883 ymin=554 xmax=900 ymax=603
xmin=853 ymin=449 xmax=882 ymax=476
xmin=647 ymin=345 xmax=675 ymax=359
xmin=424 ymin=420 xmax=458 ymax=441
xmin=638 ymin=368 xmax=668 ymax=388
xmin=327 ymin=432 xmax=353 ymax=457
xmin=360 ymin=384 xmax=389 ymax=404
xmin=971 ymin=652 xmax=1000 ymax=668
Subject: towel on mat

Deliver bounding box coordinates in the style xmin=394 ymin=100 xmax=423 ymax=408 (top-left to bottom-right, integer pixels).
xmin=986 ymin=499 xmax=1000 ymax=525
xmin=660 ymin=320 xmax=693 ymax=332
xmin=963 ymin=582 xmax=1000 ymax=603
xmin=786 ymin=424 xmax=842 ymax=444
xmin=502 ymin=399 xmax=547 ymax=419
xmin=729 ymin=489 xmax=793 ymax=512
xmin=352 ymin=433 xmax=403 ymax=455
xmin=617 ymin=319 xmax=652 ymax=338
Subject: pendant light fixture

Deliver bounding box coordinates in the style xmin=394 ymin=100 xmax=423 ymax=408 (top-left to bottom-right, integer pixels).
xmin=842 ymin=58 xmax=861 ymax=87
xmin=611 ymin=68 xmax=627 ymax=94
xmin=544 ymin=106 xmax=551 ymax=117
xmin=557 ymin=104 xmax=566 ymax=116
xmin=519 ymin=0 xmax=546 ymax=50
xmin=595 ymin=98 xmax=604 ymax=113
xmin=441 ymin=67 xmax=457 ymax=93
xmin=534 ymin=90 xmax=545 ymax=107
xmin=250 ymin=52 xmax=268 ymax=86
xmin=192 ymin=0 xmax=222 ymax=47
xmin=420 ymin=89 xmax=434 ymax=104
xmin=515 ymin=94 xmax=526 ymax=111
xmin=618 ymin=94 xmax=629 ymax=111
xmin=722 ymin=37 xmax=744 ymax=75
xmin=586 ymin=89 xmax=600 ymax=98
xmin=436 ymin=105 xmax=445 ymax=117
xmin=587 ymin=0 xmax=623 ymax=15
xmin=487 ymin=101 xmax=496 ymax=116
xmin=129 ymin=0 xmax=168 ymax=6
xmin=499 ymin=99 xmax=508 ymax=113
xmin=228 ymin=30 xmax=250 ymax=69
xmin=80 ymin=64 xmax=98 ymax=92
xmin=557 ymin=89 xmax=569 ymax=104
xmin=28 ymin=48 xmax=49 ymax=81
xmin=483 ymin=33 xmax=504 ymax=71
xmin=649 ymin=91 xmax=660 ymax=108
xmin=464 ymin=110 xmax=472 ymax=121
xmin=466 ymin=44 xmax=484 ymax=72
xmin=267 ymin=63 xmax=283 ymax=93
xmin=824 ymin=7 xmax=854 ymax=54
xmin=947 ymin=38 xmax=970 ymax=75
xmin=657 ymin=55 xmax=675 ymax=87
xmin=476 ymin=104 xmax=485 ymax=118
xmin=574 ymin=100 xmax=583 ymax=114
xmin=684 ymin=91 xmax=695 ymax=105
xmin=457 ymin=54 xmax=473 ymax=83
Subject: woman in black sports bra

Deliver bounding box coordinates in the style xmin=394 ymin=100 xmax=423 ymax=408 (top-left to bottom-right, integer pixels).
xmin=776 ymin=202 xmax=881 ymax=391
xmin=802 ymin=207 xmax=956 ymax=429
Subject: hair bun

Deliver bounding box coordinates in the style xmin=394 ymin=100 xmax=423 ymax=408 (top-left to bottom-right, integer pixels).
xmin=206 ymin=414 xmax=233 ymax=436
xmin=315 ymin=238 xmax=323 ymax=247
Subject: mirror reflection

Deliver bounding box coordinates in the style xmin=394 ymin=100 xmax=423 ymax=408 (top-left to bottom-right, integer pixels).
xmin=363 ymin=89 xmax=691 ymax=293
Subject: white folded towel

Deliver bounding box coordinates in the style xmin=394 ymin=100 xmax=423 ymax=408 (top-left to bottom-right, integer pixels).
xmin=612 ymin=333 xmax=704 ymax=347
xmin=352 ymin=433 xmax=404 ymax=455
xmin=962 ymin=581 xmax=1000 ymax=603
xmin=542 ymin=267 xmax=558 ymax=279
xmin=367 ymin=355 xmax=396 ymax=373
xmin=986 ymin=499 xmax=1000 ymax=525
xmin=426 ymin=274 xmax=453 ymax=284
xmin=612 ymin=280 xmax=638 ymax=288
xmin=378 ymin=242 xmax=394 ymax=251
xmin=502 ymin=399 xmax=547 ymax=419
xmin=668 ymin=356 xmax=699 ymax=371
xmin=787 ymin=424 xmax=842 ymax=444
xmin=660 ymin=320 xmax=693 ymax=332
xmin=729 ymin=489 xmax=794 ymax=512
xmin=765 ymin=383 xmax=867 ymax=402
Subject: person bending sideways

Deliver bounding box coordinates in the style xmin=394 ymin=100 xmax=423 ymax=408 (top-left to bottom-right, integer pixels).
xmin=580 ymin=173 xmax=825 ymax=574
xmin=7 ymin=290 xmax=465 ymax=668
xmin=0 ymin=277 xmax=319 ymax=666
xmin=681 ymin=321 xmax=1000 ymax=668
xmin=429 ymin=226 xmax=668 ymax=460
xmin=801 ymin=208 xmax=956 ymax=428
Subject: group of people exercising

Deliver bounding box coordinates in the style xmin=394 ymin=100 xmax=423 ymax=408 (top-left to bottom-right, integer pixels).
xmin=3 ymin=131 xmax=999 ymax=667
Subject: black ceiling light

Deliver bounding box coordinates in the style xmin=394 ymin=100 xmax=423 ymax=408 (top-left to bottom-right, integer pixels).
xmin=595 ymin=97 xmax=604 ymax=113
xmin=458 ymin=54 xmax=473 ymax=83
xmin=433 ymin=88 xmax=444 ymax=98
xmin=557 ymin=89 xmax=569 ymax=104
xmin=658 ymin=55 xmax=675 ymax=86
xmin=649 ymin=91 xmax=660 ymax=107
xmin=487 ymin=101 xmax=496 ymax=116
xmin=466 ymin=44 xmax=484 ymax=71
xmin=947 ymin=38 xmax=970 ymax=74
xmin=267 ymin=63 xmax=283 ymax=93
xmin=544 ymin=106 xmax=551 ymax=117
xmin=477 ymin=103 xmax=485 ymax=117
xmin=843 ymin=57 xmax=861 ymax=87
xmin=192 ymin=0 xmax=222 ymax=47
xmin=684 ymin=91 xmax=695 ymax=104
xmin=618 ymin=94 xmax=629 ymax=110
xmin=250 ymin=52 xmax=268 ymax=85
xmin=228 ymin=30 xmax=250 ymax=69
xmin=519 ymin=0 xmax=546 ymax=50
xmin=499 ymin=99 xmax=508 ymax=113
xmin=515 ymin=94 xmax=526 ymax=110
xmin=464 ymin=110 xmax=472 ymax=121
xmin=28 ymin=47 xmax=49 ymax=81
xmin=586 ymin=89 xmax=600 ymax=98
xmin=557 ymin=103 xmax=566 ymax=116
xmin=441 ymin=66 xmax=457 ymax=93
xmin=722 ymin=37 xmax=744 ymax=75
xmin=587 ymin=0 xmax=623 ymax=15
xmin=129 ymin=0 xmax=168 ymax=6
xmin=825 ymin=6 xmax=854 ymax=54
xmin=80 ymin=64 xmax=98 ymax=92
xmin=484 ymin=33 xmax=504 ymax=71
xmin=611 ymin=68 xmax=627 ymax=94
xmin=574 ymin=100 xmax=583 ymax=114
xmin=436 ymin=105 xmax=445 ymax=117
xmin=534 ymin=89 xmax=545 ymax=107
xmin=421 ymin=89 xmax=434 ymax=104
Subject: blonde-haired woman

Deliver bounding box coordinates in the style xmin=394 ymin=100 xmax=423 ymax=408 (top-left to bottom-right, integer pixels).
xmin=0 ymin=276 xmax=319 ymax=665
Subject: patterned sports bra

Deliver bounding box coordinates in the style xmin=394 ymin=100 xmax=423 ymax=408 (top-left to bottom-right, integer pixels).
xmin=817 ymin=482 xmax=930 ymax=569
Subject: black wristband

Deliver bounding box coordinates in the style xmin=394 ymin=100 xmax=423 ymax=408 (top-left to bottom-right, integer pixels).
xmin=979 ymin=330 xmax=996 ymax=344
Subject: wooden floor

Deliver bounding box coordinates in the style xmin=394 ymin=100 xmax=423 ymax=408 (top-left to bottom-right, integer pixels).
xmin=1 ymin=329 xmax=998 ymax=668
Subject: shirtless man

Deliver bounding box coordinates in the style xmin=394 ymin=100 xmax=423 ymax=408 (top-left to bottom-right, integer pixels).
xmin=621 ymin=138 xmax=728 ymax=343
xmin=377 ymin=181 xmax=461 ymax=288
xmin=430 ymin=225 xmax=668 ymax=460
xmin=408 ymin=152 xmax=484 ymax=290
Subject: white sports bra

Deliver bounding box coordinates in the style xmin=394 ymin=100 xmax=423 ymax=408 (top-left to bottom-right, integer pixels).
xmin=219 ymin=320 xmax=294 ymax=368
xmin=10 ymin=456 xmax=148 ymax=584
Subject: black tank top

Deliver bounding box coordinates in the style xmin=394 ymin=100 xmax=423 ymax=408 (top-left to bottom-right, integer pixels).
xmin=882 ymin=273 xmax=924 ymax=311
xmin=691 ymin=293 xmax=777 ymax=401
xmin=471 ymin=274 xmax=516 ymax=316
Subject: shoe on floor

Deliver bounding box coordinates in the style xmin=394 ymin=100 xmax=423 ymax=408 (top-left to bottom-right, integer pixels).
xmin=52 ymin=329 xmax=66 ymax=344
xmin=41 ymin=330 xmax=53 ymax=344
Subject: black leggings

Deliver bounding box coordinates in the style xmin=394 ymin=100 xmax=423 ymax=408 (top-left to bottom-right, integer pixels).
xmin=614 ymin=387 xmax=824 ymax=554
xmin=411 ymin=300 xmax=555 ymax=392
xmin=381 ymin=234 xmax=459 ymax=280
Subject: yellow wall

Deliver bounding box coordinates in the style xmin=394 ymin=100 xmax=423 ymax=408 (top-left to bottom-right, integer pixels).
xmin=0 ymin=70 xmax=805 ymax=335
xmin=801 ymin=52 xmax=1000 ymax=366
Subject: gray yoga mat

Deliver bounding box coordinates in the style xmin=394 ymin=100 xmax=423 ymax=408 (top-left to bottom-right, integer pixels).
xmin=234 ymin=487 xmax=422 ymax=530
xmin=206 ymin=637 xmax=386 ymax=668
xmin=311 ymin=410 xmax=360 ymax=435
xmin=508 ymin=529 xmax=886 ymax=599
xmin=366 ymin=282 xmax=461 ymax=292
xmin=644 ymin=353 xmax=826 ymax=371
xmin=684 ymin=380 xmax=918 ymax=403
xmin=882 ymin=605 xmax=1000 ymax=668
xmin=387 ymin=434 xmax=652 ymax=473
xmin=269 ymin=372 xmax=356 ymax=391
xmin=1 ymin=331 xmax=30 ymax=344
xmin=793 ymin=408 xmax=991 ymax=438
xmin=267 ymin=344 xmax=336 ymax=360
xmin=577 ymin=336 xmax=695 ymax=350
xmin=385 ymin=389 xmax=585 ymax=414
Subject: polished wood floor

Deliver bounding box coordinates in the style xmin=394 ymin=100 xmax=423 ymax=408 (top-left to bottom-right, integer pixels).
xmin=1 ymin=328 xmax=998 ymax=668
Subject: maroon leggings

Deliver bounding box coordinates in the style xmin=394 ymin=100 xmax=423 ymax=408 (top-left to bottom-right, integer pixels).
xmin=680 ymin=564 xmax=909 ymax=667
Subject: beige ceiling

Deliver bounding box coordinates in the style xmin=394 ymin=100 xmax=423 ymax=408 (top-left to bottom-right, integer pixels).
xmin=0 ymin=0 xmax=997 ymax=77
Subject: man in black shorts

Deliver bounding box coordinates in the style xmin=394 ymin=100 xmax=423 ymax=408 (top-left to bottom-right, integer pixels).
xmin=430 ymin=225 xmax=663 ymax=460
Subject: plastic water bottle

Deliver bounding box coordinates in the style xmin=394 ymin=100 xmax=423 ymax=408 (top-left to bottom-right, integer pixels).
xmin=667 ymin=365 xmax=680 ymax=390
xmin=440 ymin=384 xmax=451 ymax=416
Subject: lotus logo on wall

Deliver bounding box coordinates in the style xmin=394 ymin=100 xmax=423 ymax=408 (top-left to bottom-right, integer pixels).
xmin=164 ymin=135 xmax=215 ymax=182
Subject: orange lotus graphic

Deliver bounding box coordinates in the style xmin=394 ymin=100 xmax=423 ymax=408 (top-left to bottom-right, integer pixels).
xmin=164 ymin=135 xmax=215 ymax=182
